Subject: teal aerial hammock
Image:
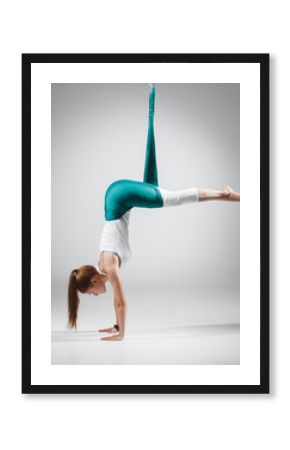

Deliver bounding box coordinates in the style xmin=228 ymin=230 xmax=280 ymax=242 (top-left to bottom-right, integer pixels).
xmin=143 ymin=83 xmax=159 ymax=186
xmin=104 ymin=84 xmax=164 ymax=221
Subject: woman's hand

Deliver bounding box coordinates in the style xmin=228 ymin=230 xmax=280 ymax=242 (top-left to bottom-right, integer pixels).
xmin=101 ymin=334 xmax=124 ymax=341
xmin=98 ymin=326 xmax=118 ymax=333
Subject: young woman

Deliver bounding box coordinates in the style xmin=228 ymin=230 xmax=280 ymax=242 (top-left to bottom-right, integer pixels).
xmin=68 ymin=84 xmax=240 ymax=341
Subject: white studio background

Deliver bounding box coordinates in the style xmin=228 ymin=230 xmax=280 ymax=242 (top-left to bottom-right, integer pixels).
xmin=51 ymin=83 xmax=240 ymax=342
xmin=50 ymin=82 xmax=240 ymax=367
xmin=51 ymin=82 xmax=240 ymax=291
xmin=0 ymin=1 xmax=287 ymax=450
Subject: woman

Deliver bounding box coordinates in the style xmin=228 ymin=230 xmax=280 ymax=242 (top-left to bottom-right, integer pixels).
xmin=68 ymin=84 xmax=240 ymax=341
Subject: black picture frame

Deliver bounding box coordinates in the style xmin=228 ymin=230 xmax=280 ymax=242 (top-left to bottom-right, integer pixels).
xmin=22 ymin=53 xmax=269 ymax=394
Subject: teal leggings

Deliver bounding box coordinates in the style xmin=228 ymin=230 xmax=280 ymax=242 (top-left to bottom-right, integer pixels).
xmin=104 ymin=85 xmax=164 ymax=221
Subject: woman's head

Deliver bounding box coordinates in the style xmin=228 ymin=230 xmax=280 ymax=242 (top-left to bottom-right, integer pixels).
xmin=67 ymin=264 xmax=107 ymax=329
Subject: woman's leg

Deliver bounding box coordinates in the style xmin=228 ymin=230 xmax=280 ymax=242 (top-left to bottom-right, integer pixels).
xmin=143 ymin=84 xmax=159 ymax=187
xmin=158 ymin=185 xmax=240 ymax=207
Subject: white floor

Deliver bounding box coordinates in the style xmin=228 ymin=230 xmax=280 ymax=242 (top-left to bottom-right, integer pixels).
xmin=51 ymin=285 xmax=240 ymax=365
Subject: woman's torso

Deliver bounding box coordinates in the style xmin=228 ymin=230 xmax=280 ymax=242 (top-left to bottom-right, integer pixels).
xmin=99 ymin=210 xmax=132 ymax=265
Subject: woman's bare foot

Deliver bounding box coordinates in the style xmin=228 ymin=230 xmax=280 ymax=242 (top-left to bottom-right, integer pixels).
xmin=221 ymin=186 xmax=240 ymax=202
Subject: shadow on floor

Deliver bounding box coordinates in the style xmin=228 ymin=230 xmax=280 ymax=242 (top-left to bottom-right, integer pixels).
xmin=52 ymin=323 xmax=240 ymax=342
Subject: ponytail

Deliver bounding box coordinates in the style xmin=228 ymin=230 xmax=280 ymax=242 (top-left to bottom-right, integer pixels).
xmin=67 ymin=265 xmax=101 ymax=330
xmin=67 ymin=269 xmax=80 ymax=330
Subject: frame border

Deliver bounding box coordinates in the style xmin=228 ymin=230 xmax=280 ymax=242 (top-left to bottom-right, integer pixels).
xmin=22 ymin=53 xmax=269 ymax=394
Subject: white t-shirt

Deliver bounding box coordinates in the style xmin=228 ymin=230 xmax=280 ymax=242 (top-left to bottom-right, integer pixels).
xmin=99 ymin=210 xmax=132 ymax=265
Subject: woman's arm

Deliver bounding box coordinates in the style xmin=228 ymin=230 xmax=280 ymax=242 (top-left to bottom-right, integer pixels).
xmin=101 ymin=273 xmax=127 ymax=341
xmin=100 ymin=255 xmax=127 ymax=341
xmin=98 ymin=299 xmax=119 ymax=333
xmin=112 ymin=274 xmax=127 ymax=338
xmin=113 ymin=296 xmax=121 ymax=331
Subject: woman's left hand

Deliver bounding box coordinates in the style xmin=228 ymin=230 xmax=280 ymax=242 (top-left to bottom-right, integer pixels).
xmin=98 ymin=326 xmax=118 ymax=333
xmin=101 ymin=334 xmax=124 ymax=341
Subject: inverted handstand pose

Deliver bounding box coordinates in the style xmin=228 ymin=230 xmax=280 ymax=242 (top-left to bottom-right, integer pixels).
xmin=68 ymin=84 xmax=240 ymax=340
